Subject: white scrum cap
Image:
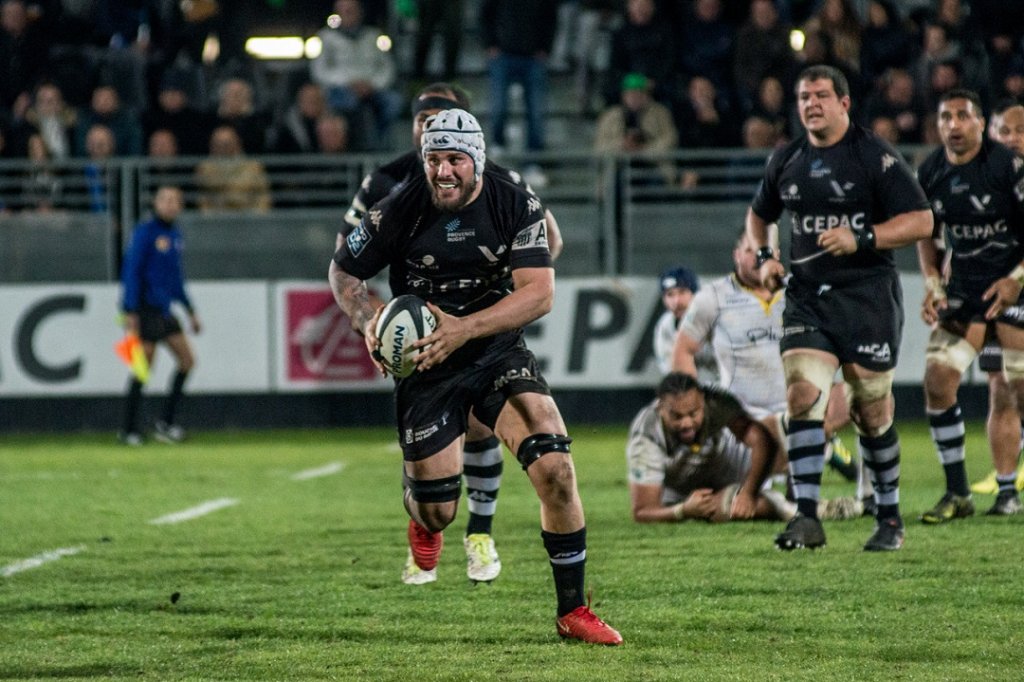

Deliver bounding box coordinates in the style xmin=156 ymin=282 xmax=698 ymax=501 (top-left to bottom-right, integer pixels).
xmin=420 ymin=108 xmax=486 ymax=179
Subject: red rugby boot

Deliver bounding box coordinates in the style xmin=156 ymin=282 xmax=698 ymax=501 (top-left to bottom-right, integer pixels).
xmin=556 ymin=605 xmax=623 ymax=645
xmin=407 ymin=519 xmax=443 ymax=571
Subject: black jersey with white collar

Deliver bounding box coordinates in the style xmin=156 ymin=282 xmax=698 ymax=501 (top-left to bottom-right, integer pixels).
xmin=751 ymin=123 xmax=930 ymax=286
xmin=334 ymin=172 xmax=552 ymax=368
xmin=917 ymin=138 xmax=1024 ymax=290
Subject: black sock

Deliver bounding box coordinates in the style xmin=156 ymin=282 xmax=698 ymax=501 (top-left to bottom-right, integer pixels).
xmin=162 ymin=370 xmax=189 ymax=424
xmin=123 ymin=378 xmax=144 ymax=434
xmin=542 ymin=527 xmax=586 ymax=617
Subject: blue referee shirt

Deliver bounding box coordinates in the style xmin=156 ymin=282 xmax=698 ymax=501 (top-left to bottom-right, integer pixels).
xmin=120 ymin=217 xmax=193 ymax=316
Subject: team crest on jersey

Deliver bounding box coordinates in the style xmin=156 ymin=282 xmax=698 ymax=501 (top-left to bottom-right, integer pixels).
xmin=783 ymin=184 xmax=800 ymax=200
xmin=1014 ymin=157 xmax=1023 ymax=173
xmin=369 ymin=208 xmax=382 ymax=227
xmin=527 ymin=197 xmax=542 ymax=214
xmin=155 ymin=235 xmax=171 ymax=252
xmin=444 ymin=218 xmax=474 ymax=243
xmin=512 ymin=219 xmax=548 ymax=250
xmin=949 ymin=175 xmax=969 ymax=194
xmin=809 ymin=159 xmax=831 ymax=178
xmin=346 ymin=222 xmax=372 ymax=257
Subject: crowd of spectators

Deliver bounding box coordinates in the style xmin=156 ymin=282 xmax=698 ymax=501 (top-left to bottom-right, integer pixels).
xmin=1 ymin=0 xmax=1024 ymax=211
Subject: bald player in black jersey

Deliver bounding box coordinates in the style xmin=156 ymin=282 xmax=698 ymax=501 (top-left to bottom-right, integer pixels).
xmin=916 ymin=89 xmax=1024 ymax=521
xmin=329 ymin=109 xmax=621 ymax=645
xmin=747 ymin=64 xmax=933 ymax=552
xmin=340 ymin=83 xmax=564 ymax=586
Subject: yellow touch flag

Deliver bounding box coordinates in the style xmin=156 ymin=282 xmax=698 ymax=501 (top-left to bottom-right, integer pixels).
xmin=114 ymin=333 xmax=150 ymax=384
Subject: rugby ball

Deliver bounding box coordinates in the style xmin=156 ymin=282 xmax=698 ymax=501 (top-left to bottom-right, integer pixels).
xmin=374 ymin=295 xmax=436 ymax=378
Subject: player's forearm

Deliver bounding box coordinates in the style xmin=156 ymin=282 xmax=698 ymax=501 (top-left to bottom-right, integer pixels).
xmin=915 ymin=237 xmax=943 ymax=279
xmin=672 ymin=348 xmax=698 ymax=377
xmin=745 ymin=208 xmax=771 ymax=249
xmin=740 ymin=424 xmax=776 ymax=497
xmin=874 ymin=209 xmax=934 ymax=249
xmin=462 ymin=273 xmax=553 ymax=339
xmin=632 ymin=504 xmax=687 ymax=523
xmin=329 ymin=260 xmax=376 ymax=334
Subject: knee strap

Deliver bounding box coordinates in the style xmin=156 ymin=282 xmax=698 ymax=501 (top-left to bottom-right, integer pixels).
xmin=782 ymin=353 xmax=836 ymax=421
xmin=516 ymin=433 xmax=572 ymax=471
xmin=408 ymin=474 xmax=462 ymax=503
xmin=1003 ymin=348 xmax=1024 ymax=382
xmin=926 ymin=327 xmax=978 ymax=373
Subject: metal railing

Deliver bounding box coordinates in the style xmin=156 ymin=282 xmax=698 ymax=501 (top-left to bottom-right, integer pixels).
xmin=0 ymin=147 xmax=929 ymax=284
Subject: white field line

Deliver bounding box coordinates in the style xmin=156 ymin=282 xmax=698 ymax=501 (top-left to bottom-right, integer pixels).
xmin=148 ymin=498 xmax=240 ymax=525
xmin=2 ymin=545 xmax=86 ymax=578
xmin=291 ymin=461 xmax=346 ymax=481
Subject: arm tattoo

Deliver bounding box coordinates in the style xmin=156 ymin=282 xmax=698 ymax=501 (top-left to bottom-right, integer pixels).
xmin=330 ymin=266 xmax=375 ymax=334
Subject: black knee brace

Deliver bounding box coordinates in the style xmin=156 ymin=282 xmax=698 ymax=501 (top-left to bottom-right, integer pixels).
xmin=407 ymin=474 xmax=462 ymax=503
xmin=516 ymin=433 xmax=572 ymax=471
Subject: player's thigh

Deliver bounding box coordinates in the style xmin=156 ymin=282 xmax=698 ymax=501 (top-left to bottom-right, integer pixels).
xmin=466 ymin=412 xmax=494 ymax=442
xmin=494 ymin=392 xmax=567 ymax=456
xmin=995 ymin=321 xmax=1024 ymax=351
xmin=404 ymin=438 xmax=464 ymax=481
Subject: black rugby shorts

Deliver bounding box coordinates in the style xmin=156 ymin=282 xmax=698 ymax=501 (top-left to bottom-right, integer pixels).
xmin=394 ymin=343 xmax=551 ymax=461
xmin=780 ymin=270 xmax=903 ymax=371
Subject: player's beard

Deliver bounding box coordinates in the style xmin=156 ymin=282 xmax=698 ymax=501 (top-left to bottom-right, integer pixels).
xmin=430 ymin=174 xmax=477 ymax=212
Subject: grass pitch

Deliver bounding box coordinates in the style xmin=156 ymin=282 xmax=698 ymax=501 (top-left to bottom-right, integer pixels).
xmin=1 ymin=422 xmax=1022 ymax=680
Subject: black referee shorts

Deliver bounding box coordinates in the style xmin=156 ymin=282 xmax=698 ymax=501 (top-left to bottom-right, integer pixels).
xmin=137 ymin=306 xmax=183 ymax=343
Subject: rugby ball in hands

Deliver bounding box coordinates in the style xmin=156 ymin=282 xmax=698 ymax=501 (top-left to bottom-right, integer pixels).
xmin=374 ymin=295 xmax=436 ymax=378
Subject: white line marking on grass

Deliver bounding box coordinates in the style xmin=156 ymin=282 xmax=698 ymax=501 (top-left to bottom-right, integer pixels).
xmin=148 ymin=498 xmax=239 ymax=525
xmin=3 ymin=546 xmax=86 ymax=578
xmin=291 ymin=461 xmax=346 ymax=481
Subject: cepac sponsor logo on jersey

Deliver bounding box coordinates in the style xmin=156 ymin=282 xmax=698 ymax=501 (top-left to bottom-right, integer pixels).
xmin=947 ymin=219 xmax=1008 ymax=240
xmin=346 ymin=223 xmax=372 ymax=257
xmin=857 ymin=342 xmax=891 ymax=363
xmin=796 ymin=212 xmax=866 ymax=234
xmin=809 ymin=159 xmax=831 ymax=178
xmin=285 ymin=289 xmax=378 ymax=382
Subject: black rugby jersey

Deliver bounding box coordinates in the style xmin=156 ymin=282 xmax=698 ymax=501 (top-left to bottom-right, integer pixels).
xmin=917 ymin=138 xmax=1024 ymax=290
xmin=343 ymin=153 xmax=538 ymax=234
xmin=751 ymin=123 xmax=930 ymax=286
xmin=334 ymin=173 xmax=551 ymax=368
